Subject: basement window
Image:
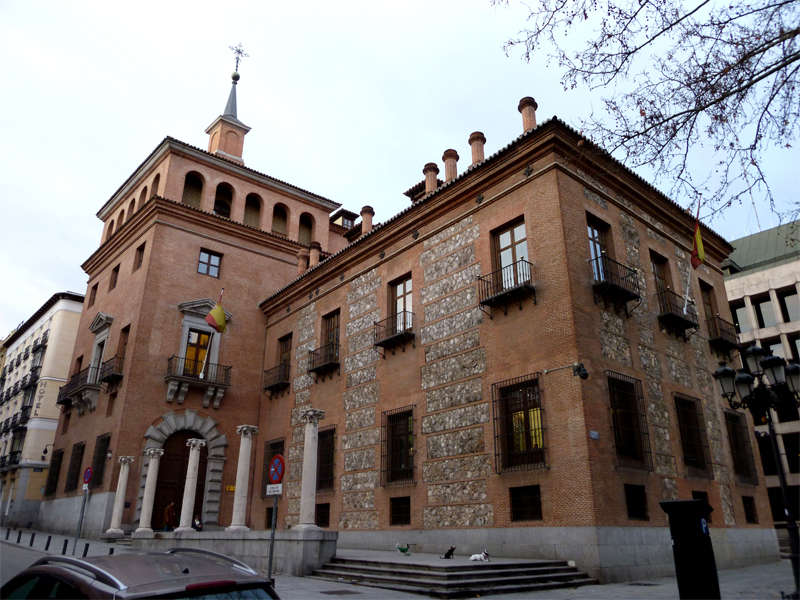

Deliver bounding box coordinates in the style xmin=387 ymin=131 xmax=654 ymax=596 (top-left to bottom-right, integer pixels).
xmin=624 ymin=484 xmax=648 ymax=520
xmin=390 ymin=496 xmax=411 ymax=526
xmin=510 ymin=485 xmax=543 ymax=521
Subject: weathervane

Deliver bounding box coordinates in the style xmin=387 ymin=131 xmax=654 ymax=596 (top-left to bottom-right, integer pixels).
xmin=229 ymin=43 xmax=249 ymax=72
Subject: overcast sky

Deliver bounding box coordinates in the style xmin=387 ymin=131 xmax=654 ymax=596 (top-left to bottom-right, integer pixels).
xmin=1 ymin=0 xmax=797 ymax=338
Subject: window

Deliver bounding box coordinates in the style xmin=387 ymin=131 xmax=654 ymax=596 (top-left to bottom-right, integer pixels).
xmin=117 ymin=326 xmax=130 ymax=361
xmin=342 ymin=217 xmax=354 ymax=228
xmin=392 ymin=276 xmax=413 ymax=331
xmin=764 ymin=338 xmax=785 ymax=359
xmin=88 ymin=284 xmax=98 ymax=308
xmin=43 ymin=449 xmax=63 ymax=496
xmin=390 ymin=496 xmax=411 ymax=525
xmin=198 ymin=250 xmax=222 ymax=277
xmin=64 ymin=442 xmax=85 ymax=493
xmin=317 ymin=425 xmax=336 ymax=492
xmin=724 ymin=410 xmax=758 ymax=485
xmin=318 ymin=310 xmax=340 ymax=365
xmin=650 ymin=251 xmax=672 ymax=314
xmin=108 ymin=265 xmax=119 ymax=292
xmin=607 ymin=372 xmax=652 ymax=470
xmin=691 ymin=490 xmax=712 ymax=522
xmin=213 ymin=184 xmax=232 ymax=218
xmin=674 ymin=393 xmax=713 ymax=479
xmin=700 ymin=283 xmax=717 ymax=322
xmin=382 ymin=407 xmax=414 ymax=485
xmin=492 ymin=373 xmax=545 ymax=471
xmin=298 ymin=214 xmax=313 ymax=246
xmin=265 ymin=506 xmax=276 ymax=528
xmin=278 ymin=334 xmax=292 ymax=366
xmin=624 ymin=484 xmax=648 ymax=520
xmin=510 ymin=485 xmax=543 ymax=521
xmin=133 ymin=243 xmax=146 ymax=272
xmin=261 ymin=438 xmax=284 ymax=499
xmin=272 ymin=205 xmax=288 ymax=235
xmin=587 ymin=216 xmax=609 ymax=280
xmin=494 ymin=221 xmax=530 ymax=289
xmin=315 ymin=503 xmax=330 ymax=528
xmin=184 ymin=328 xmax=210 ymax=376
xmin=730 ymin=301 xmax=751 ymax=334
xmin=90 ymin=434 xmax=111 ymax=489
xmin=182 ymin=173 xmax=203 ymax=209
xmin=742 ymin=496 xmax=758 ymax=523
xmin=753 ymin=296 xmax=778 ymax=329
xmin=778 ymin=289 xmax=799 ymax=323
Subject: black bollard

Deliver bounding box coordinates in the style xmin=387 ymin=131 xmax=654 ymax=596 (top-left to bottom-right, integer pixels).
xmin=16 ymin=530 xmax=22 ymax=544
xmin=29 ymin=533 xmax=35 ymax=547
xmin=5 ymin=528 xmax=9 ymax=540
xmin=45 ymin=535 xmax=52 ymax=551
xmin=83 ymin=543 xmax=89 ymax=558
xmin=62 ymin=539 xmax=68 ymax=555
xmin=109 ymin=548 xmax=114 ymax=555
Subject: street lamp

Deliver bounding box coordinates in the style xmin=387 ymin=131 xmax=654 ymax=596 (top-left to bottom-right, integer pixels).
xmin=713 ymin=346 xmax=800 ymax=599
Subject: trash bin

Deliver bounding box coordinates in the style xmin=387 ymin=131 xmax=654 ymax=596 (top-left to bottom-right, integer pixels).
xmin=660 ymin=499 xmax=720 ymax=600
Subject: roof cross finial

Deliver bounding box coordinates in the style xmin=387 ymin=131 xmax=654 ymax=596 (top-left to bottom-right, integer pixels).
xmin=229 ymin=43 xmax=248 ymax=72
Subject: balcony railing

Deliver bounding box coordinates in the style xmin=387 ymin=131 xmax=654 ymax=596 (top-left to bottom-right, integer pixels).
xmin=32 ymin=330 xmax=49 ymax=351
xmin=706 ymin=316 xmax=740 ymax=354
xmin=263 ymin=362 xmax=291 ymax=394
xmin=478 ymin=260 xmax=536 ymax=317
xmin=374 ymin=312 xmax=415 ymax=354
xmin=655 ymin=289 xmax=699 ymax=336
xmin=166 ymin=356 xmax=231 ymax=385
xmin=308 ymin=343 xmax=340 ymax=377
xmin=12 ymin=406 xmax=31 ymax=430
xmin=20 ymin=374 xmax=34 ymax=390
xmin=56 ymin=385 xmax=71 ymax=407
xmin=29 ymin=365 xmax=41 ymax=386
xmin=8 ymin=451 xmax=21 ymax=467
xmin=0 ymin=419 xmax=10 ymax=434
xmin=0 ymin=456 xmax=6 ymax=469
xmin=98 ymin=356 xmax=125 ymax=384
xmin=590 ymin=255 xmax=641 ymax=313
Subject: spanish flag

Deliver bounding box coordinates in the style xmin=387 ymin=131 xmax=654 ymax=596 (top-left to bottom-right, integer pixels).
xmin=205 ymin=303 xmax=226 ymax=333
xmin=691 ymin=203 xmax=705 ymax=270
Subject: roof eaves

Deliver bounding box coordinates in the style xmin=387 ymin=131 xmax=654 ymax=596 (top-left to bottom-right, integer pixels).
xmin=3 ymin=292 xmax=86 ymax=348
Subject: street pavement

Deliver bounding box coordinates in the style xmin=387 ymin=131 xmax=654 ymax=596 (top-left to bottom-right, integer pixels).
xmin=1 ymin=527 xmax=796 ymax=598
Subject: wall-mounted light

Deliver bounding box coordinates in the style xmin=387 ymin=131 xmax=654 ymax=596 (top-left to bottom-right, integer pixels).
xmin=106 ymin=450 xmax=113 ymax=460
xmin=543 ymin=362 xmax=589 ymax=380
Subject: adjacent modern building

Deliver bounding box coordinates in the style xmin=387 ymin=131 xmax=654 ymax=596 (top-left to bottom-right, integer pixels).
xmin=722 ymin=222 xmax=800 ymax=532
xmin=0 ymin=292 xmax=84 ymax=527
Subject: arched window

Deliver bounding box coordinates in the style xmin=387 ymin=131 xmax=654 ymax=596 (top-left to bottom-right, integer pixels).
xmin=298 ymin=213 xmax=314 ymax=246
xmin=139 ymin=186 xmax=148 ymax=209
xmin=214 ymin=184 xmax=233 ymax=219
xmin=118 ymin=209 xmax=125 ymax=226
xmin=272 ymin=205 xmax=288 ymax=235
xmin=107 ymin=219 xmax=115 ymax=240
xmin=128 ymin=199 xmax=136 ymax=220
xmin=182 ymin=173 xmax=203 ymax=209
xmin=244 ymin=194 xmax=261 ymax=228
xmin=151 ymin=174 xmax=161 ymax=199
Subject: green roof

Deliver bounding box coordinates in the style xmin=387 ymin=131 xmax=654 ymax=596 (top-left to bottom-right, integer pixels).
xmin=724 ymin=221 xmax=799 ymax=276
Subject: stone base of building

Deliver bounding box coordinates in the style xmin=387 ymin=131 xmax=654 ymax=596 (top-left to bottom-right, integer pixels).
xmin=338 ymin=526 xmax=780 ymax=583
xmin=132 ymin=529 xmax=337 ymax=576
xmin=37 ymin=493 xmax=115 ymax=538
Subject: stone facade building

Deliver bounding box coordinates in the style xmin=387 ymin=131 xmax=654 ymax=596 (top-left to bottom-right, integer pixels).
xmin=0 ymin=292 xmax=84 ymax=527
xmin=722 ymin=222 xmax=799 ymax=533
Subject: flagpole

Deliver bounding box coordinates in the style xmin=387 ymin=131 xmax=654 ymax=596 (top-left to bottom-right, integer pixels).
xmin=683 ymin=201 xmax=702 ymax=315
xmin=199 ymin=331 xmax=212 ymax=380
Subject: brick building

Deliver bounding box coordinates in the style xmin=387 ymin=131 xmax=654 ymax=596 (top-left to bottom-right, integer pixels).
xmin=254 ymin=99 xmax=779 ymax=581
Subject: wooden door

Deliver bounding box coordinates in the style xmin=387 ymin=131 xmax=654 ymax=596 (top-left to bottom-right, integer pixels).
xmin=152 ymin=431 xmax=208 ymax=529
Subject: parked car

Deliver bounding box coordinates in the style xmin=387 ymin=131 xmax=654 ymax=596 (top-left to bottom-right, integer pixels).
xmin=1 ymin=547 xmax=279 ymax=599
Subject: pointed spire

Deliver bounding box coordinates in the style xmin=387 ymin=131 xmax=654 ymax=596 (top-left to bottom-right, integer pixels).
xmin=224 ymin=72 xmax=239 ymax=118
xmin=205 ymin=45 xmax=251 ymax=165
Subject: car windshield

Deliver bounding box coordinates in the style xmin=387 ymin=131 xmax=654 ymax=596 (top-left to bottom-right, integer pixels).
xmin=156 ymin=584 xmax=275 ymax=599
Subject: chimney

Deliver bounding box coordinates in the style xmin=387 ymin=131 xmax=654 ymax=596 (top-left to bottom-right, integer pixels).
xmin=360 ymin=206 xmax=374 ymax=235
xmin=423 ymin=163 xmax=439 ymax=194
xmin=442 ymin=149 xmax=459 ymax=181
xmin=309 ymin=241 xmax=321 ymax=268
xmin=296 ymin=248 xmax=310 ymax=275
xmin=518 ymin=97 xmax=538 ymax=132
xmin=469 ymin=132 xmax=486 ymax=165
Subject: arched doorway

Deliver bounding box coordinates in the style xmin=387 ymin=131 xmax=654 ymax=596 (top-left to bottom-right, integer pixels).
xmin=152 ymin=431 xmax=208 ymax=530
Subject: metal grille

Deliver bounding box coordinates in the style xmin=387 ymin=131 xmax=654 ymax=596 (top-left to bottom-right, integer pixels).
xmin=478 ymin=259 xmax=534 ymax=303
xmin=589 ymin=254 xmax=640 ymax=297
xmin=64 ymin=442 xmax=85 ymax=493
xmin=317 ymin=425 xmax=336 ymax=492
xmin=492 ymin=373 xmax=546 ymax=473
xmin=43 ymin=449 xmax=63 ymax=496
xmin=606 ymin=371 xmax=653 ymax=471
xmin=674 ymin=393 xmax=714 ymax=479
xmin=261 ymin=438 xmax=284 ymax=499
xmin=374 ymin=311 xmax=415 ymax=345
xmin=90 ymin=433 xmax=111 ymax=489
xmin=381 ymin=406 xmax=415 ymax=485
xmin=166 ymin=356 xmax=231 ymax=385
xmin=510 ymin=485 xmax=543 ymax=521
xmin=390 ymin=496 xmax=411 ymax=525
xmin=724 ymin=410 xmax=758 ymax=486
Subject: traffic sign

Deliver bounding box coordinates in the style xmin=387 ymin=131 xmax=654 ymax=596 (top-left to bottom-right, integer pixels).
xmin=268 ymin=454 xmax=285 ymax=484
xmin=266 ymin=484 xmax=283 ymax=496
xmin=83 ymin=467 xmax=93 ymax=484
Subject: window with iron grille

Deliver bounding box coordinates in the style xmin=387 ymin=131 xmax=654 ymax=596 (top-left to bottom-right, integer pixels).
xmin=390 ymin=496 xmax=411 ymax=525
xmin=724 ymin=410 xmax=758 ymax=485
xmin=510 ymin=485 xmax=543 ymax=521
xmin=261 ymin=438 xmax=284 ymax=499
xmin=317 ymin=425 xmax=336 ymax=492
xmin=492 ymin=373 xmax=545 ymax=472
xmin=43 ymin=449 xmax=64 ymax=496
xmin=606 ymin=372 xmax=652 ymax=470
xmin=382 ymin=406 xmax=415 ymax=485
xmin=624 ymin=484 xmax=648 ymax=520
xmin=674 ymin=393 xmax=714 ymax=479
xmin=64 ymin=442 xmax=85 ymax=493
xmin=90 ymin=433 xmax=111 ymax=489
xmin=315 ymin=503 xmax=330 ymax=528
xmin=742 ymin=496 xmax=758 ymax=523
xmin=691 ymin=490 xmax=712 ymax=522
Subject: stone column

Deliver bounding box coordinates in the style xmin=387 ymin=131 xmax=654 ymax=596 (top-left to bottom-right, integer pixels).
xmin=136 ymin=448 xmax=164 ymax=533
xmin=226 ymin=425 xmax=258 ymax=531
xmin=295 ymin=408 xmax=325 ymax=530
xmin=106 ymin=456 xmax=135 ymax=537
xmin=175 ymin=438 xmax=207 ymax=532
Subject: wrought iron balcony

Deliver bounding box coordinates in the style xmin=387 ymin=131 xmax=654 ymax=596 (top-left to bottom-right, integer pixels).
xmin=0 ymin=365 xmax=5 ymax=378
xmin=12 ymin=406 xmax=31 ymax=430
xmin=308 ymin=343 xmax=340 ymax=378
xmin=8 ymin=414 xmax=19 ymax=429
xmin=98 ymin=356 xmax=125 ymax=384
xmin=165 ymin=356 xmax=232 ymax=409
xmin=12 ymin=382 xmax=20 ymax=394
xmin=32 ymin=330 xmax=49 ymax=350
xmin=0 ymin=419 xmax=10 ymax=434
xmin=8 ymin=451 xmax=21 ymax=467
xmin=478 ymin=260 xmax=536 ymax=317
xmin=28 ymin=365 xmax=41 ymax=386
xmin=0 ymin=456 xmax=6 ymax=470
xmin=655 ymin=289 xmax=699 ymax=337
xmin=263 ymin=362 xmax=291 ymax=394
xmin=374 ymin=312 xmax=415 ymax=355
xmin=590 ymin=254 xmax=641 ymax=315
xmin=706 ymin=316 xmax=741 ymax=354
xmin=23 ymin=348 xmax=30 ymax=360
xmin=56 ymin=385 xmax=71 ymax=408
xmin=57 ymin=366 xmax=101 ymax=414
xmin=20 ymin=374 xmax=33 ymax=390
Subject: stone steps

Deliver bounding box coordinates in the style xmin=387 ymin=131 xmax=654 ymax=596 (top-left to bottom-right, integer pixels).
xmin=114 ymin=532 xmax=133 ymax=546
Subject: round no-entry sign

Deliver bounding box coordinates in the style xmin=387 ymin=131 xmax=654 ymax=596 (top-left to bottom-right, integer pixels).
xmin=268 ymin=455 xmax=285 ymax=484
xmin=83 ymin=467 xmax=93 ymax=484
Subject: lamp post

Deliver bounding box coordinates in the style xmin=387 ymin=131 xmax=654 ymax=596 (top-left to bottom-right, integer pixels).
xmin=714 ymin=346 xmax=800 ymax=599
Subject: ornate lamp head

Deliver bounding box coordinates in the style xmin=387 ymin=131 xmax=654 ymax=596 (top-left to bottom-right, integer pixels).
xmin=761 ymin=354 xmax=787 ymax=387
xmin=713 ymin=364 xmax=737 ymax=402
xmin=741 ymin=345 xmax=767 ymax=376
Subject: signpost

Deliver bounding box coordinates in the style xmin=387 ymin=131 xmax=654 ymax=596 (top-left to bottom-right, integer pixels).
xmin=266 ymin=454 xmax=284 ymax=585
xmin=73 ymin=468 xmax=92 ymax=554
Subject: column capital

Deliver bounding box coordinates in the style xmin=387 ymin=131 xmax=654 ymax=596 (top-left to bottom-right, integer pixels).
xmin=186 ymin=438 xmax=207 ymax=449
xmin=301 ymin=408 xmax=326 ymax=425
xmin=118 ymin=456 xmax=135 ymax=465
xmin=236 ymin=425 xmax=259 ymax=438
xmin=145 ymin=448 xmax=165 ymax=458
